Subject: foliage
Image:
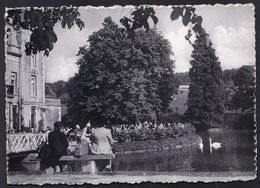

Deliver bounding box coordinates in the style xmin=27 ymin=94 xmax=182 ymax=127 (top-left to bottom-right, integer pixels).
xmin=175 ymin=72 xmax=190 ymax=85
xmin=6 ymin=7 xmax=85 ymax=56
xmin=51 ymin=80 xmax=68 ymax=97
xmin=61 ymin=113 xmax=74 ymax=128
xmin=185 ymin=32 xmax=225 ymax=130
xmin=67 ymin=17 xmax=177 ymax=125
xmin=45 ymin=83 xmax=56 ymax=97
xmin=112 ymin=122 xmax=195 ymax=142
xmin=113 ymin=134 xmax=200 ymax=153
xmin=157 ymin=111 xmax=184 ymax=123
xmin=45 ymin=81 xmax=70 ymax=104
xmin=122 ymin=5 xmax=225 ymax=130
xmin=235 ymin=111 xmax=255 ymax=129
xmin=120 ymin=6 xmax=158 ymax=32
xmin=231 ymin=66 xmax=255 ymax=113
xmin=121 ymin=6 xmax=205 ymax=43
xmin=224 ymin=113 xmax=255 ymax=129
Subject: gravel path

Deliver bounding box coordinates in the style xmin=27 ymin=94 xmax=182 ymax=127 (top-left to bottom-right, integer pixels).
xmin=7 ymin=171 xmax=256 ymax=185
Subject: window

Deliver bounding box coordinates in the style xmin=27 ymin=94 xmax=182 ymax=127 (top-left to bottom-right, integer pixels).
xmin=30 ymin=75 xmax=37 ymax=96
xmin=10 ymin=72 xmax=17 ymax=94
xmin=8 ymin=102 xmax=12 ymax=130
xmin=6 ymin=28 xmax=12 ymax=45
xmin=31 ymin=54 xmax=37 ymax=68
xmin=12 ymin=105 xmax=18 ymax=130
xmin=31 ymin=106 xmax=36 ymax=128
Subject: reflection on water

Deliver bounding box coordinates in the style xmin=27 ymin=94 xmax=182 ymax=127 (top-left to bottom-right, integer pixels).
xmin=113 ymin=128 xmax=255 ymax=172
xmin=8 ymin=128 xmax=255 ymax=174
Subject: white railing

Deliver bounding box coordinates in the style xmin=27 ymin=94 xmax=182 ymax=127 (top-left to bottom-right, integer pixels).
xmin=7 ymin=133 xmax=48 ymax=154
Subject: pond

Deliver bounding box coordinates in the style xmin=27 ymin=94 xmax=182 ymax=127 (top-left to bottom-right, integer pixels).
xmin=113 ymin=128 xmax=256 ymax=173
xmin=8 ymin=128 xmax=256 ymax=175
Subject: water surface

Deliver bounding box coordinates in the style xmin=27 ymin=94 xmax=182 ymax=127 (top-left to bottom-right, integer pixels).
xmin=113 ymin=128 xmax=255 ymax=173
xmin=8 ymin=128 xmax=256 ymax=174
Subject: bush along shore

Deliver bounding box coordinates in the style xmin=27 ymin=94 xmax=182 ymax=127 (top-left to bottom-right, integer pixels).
xmin=111 ymin=122 xmax=201 ymax=154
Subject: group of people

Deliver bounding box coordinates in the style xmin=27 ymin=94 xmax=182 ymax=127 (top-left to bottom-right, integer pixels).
xmin=39 ymin=121 xmax=115 ymax=173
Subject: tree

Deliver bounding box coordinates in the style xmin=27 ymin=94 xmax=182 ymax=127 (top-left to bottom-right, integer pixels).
xmin=52 ymin=80 xmax=67 ymax=97
xmin=5 ymin=7 xmax=84 ymax=56
xmin=122 ymin=5 xmax=227 ymax=130
xmin=67 ymin=17 xmax=177 ymax=126
xmin=185 ymin=31 xmax=225 ymax=129
xmin=231 ymin=66 xmax=255 ymax=113
xmin=45 ymin=83 xmax=56 ymax=97
xmin=175 ymin=72 xmax=190 ymax=85
xmin=45 ymin=80 xmax=70 ymax=104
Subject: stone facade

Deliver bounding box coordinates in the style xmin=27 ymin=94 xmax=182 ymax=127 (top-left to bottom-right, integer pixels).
xmin=5 ymin=24 xmax=61 ymax=132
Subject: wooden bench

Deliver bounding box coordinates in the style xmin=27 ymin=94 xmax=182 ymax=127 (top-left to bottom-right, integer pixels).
xmin=59 ymin=154 xmax=115 ymax=173
xmin=59 ymin=154 xmax=115 ymax=161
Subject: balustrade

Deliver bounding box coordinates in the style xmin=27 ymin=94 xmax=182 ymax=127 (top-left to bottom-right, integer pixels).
xmin=7 ymin=133 xmax=48 ymax=154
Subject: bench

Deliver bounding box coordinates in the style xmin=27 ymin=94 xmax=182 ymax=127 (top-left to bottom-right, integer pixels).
xmin=59 ymin=154 xmax=115 ymax=161
xmin=59 ymin=154 xmax=115 ymax=173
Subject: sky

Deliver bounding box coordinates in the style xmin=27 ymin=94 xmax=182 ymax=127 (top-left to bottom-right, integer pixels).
xmin=45 ymin=4 xmax=255 ymax=83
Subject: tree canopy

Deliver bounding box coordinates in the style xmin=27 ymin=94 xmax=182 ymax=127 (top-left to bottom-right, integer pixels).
xmin=185 ymin=32 xmax=225 ymax=129
xmin=5 ymin=7 xmax=85 ymax=56
xmin=231 ymin=66 xmax=255 ymax=113
xmin=67 ymin=17 xmax=178 ymax=126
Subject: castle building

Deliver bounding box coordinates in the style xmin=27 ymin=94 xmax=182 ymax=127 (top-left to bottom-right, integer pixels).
xmin=5 ymin=24 xmax=61 ymax=133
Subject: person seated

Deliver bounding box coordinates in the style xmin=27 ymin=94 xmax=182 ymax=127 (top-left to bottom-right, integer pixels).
xmin=80 ymin=121 xmax=92 ymax=143
xmin=47 ymin=121 xmax=69 ymax=173
xmin=90 ymin=123 xmax=115 ymax=171
xmin=74 ymin=124 xmax=82 ymax=142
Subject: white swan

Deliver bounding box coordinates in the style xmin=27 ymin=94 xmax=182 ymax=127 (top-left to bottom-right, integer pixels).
xmin=209 ymin=138 xmax=222 ymax=149
xmin=198 ymin=138 xmax=204 ymax=153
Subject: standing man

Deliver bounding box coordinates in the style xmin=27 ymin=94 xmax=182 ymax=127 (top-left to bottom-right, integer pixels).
xmin=48 ymin=121 xmax=69 ymax=173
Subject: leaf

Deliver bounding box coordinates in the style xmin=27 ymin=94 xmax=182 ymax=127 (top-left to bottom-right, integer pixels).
xmin=143 ymin=21 xmax=150 ymax=32
xmin=182 ymin=8 xmax=192 ymax=26
xmin=61 ymin=20 xmax=66 ymax=28
xmin=189 ymin=7 xmax=196 ymax=14
xmin=170 ymin=7 xmax=183 ymax=21
xmin=150 ymin=15 xmax=158 ymax=25
xmin=146 ymin=7 xmax=155 ymax=15
xmin=195 ymin=16 xmax=203 ymax=25
xmin=131 ymin=7 xmax=143 ymax=20
xmin=24 ymin=11 xmax=30 ymax=21
xmin=75 ymin=18 xmax=85 ymax=30
xmin=44 ymin=49 xmax=49 ymax=56
xmin=120 ymin=17 xmax=130 ymax=30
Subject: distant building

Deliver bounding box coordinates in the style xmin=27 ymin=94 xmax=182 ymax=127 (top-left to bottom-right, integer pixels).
xmin=179 ymin=85 xmax=189 ymax=92
xmin=5 ymin=24 xmax=61 ymax=132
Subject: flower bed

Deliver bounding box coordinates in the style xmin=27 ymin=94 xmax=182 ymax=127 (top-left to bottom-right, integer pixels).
xmin=111 ymin=122 xmax=199 ymax=153
xmin=113 ymin=134 xmax=200 ymax=154
xmin=112 ymin=122 xmax=196 ymax=142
